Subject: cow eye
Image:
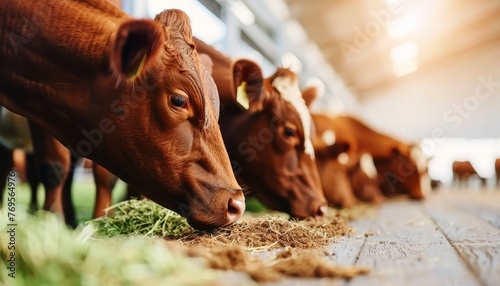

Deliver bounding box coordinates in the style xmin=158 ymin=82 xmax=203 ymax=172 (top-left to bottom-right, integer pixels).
xmin=171 ymin=94 xmax=187 ymax=108
xmin=284 ymin=126 xmax=296 ymax=137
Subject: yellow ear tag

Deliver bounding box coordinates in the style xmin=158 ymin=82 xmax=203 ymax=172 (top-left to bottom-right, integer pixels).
xmin=236 ymin=81 xmax=249 ymax=109
xmin=128 ymin=53 xmax=148 ymax=81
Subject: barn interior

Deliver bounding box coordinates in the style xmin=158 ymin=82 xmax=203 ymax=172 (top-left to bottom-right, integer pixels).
xmin=1 ymin=0 xmax=500 ymax=285
xmin=121 ymin=0 xmax=500 ymax=186
xmin=145 ymin=2 xmax=500 ymax=283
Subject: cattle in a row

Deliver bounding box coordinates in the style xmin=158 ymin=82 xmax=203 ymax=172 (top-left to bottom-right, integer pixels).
xmin=195 ymin=38 xmax=328 ymax=218
xmin=1 ymin=0 xmax=244 ymax=229
xmin=1 ymin=1 xmax=435 ymax=228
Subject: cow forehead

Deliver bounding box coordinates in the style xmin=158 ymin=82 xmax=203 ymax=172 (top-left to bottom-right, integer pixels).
xmin=272 ymin=75 xmax=315 ymax=159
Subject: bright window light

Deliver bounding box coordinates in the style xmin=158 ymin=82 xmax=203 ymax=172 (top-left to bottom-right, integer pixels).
xmin=392 ymin=58 xmax=418 ymax=77
xmin=147 ymin=0 xmax=226 ymax=45
xmin=390 ymin=42 xmax=419 ymax=62
xmin=285 ymin=19 xmax=308 ymax=44
xmin=387 ymin=14 xmax=419 ymax=39
xmin=231 ymin=1 xmax=255 ymax=26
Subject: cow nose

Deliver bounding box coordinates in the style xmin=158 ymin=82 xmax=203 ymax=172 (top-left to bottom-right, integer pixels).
xmin=315 ymin=205 xmax=328 ymax=219
xmin=226 ymin=197 xmax=245 ymax=225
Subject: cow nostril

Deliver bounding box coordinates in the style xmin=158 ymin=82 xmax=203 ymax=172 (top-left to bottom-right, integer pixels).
xmin=228 ymin=197 xmax=244 ymax=214
xmin=316 ymin=205 xmax=328 ymax=218
xmin=226 ymin=197 xmax=245 ymax=225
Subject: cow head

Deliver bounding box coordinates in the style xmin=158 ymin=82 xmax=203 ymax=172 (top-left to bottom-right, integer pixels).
xmin=372 ymin=144 xmax=430 ymax=200
xmin=0 ymin=5 xmax=245 ymax=229
xmin=106 ymin=10 xmax=245 ymax=230
xmin=219 ymin=60 xmax=327 ymax=219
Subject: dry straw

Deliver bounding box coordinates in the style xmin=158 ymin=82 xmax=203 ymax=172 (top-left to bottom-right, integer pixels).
xmin=88 ymin=199 xmax=370 ymax=282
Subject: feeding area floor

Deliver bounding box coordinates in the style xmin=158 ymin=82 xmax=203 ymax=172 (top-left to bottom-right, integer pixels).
xmin=221 ymin=189 xmax=500 ymax=286
xmin=2 ymin=188 xmax=499 ymax=285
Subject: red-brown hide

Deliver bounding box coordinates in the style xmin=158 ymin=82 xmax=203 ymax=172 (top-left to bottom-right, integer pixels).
xmin=312 ymin=114 xmax=429 ymax=200
xmin=0 ymin=1 xmax=243 ymax=229
xmin=195 ymin=38 xmax=327 ymax=219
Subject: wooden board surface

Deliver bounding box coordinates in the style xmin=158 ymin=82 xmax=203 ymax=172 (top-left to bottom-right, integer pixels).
xmin=424 ymin=190 xmax=500 ymax=286
xmin=223 ymin=189 xmax=500 ymax=285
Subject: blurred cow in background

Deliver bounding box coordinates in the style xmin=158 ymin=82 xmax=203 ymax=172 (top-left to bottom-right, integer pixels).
xmin=495 ymin=159 xmax=500 ymax=187
xmin=302 ymin=87 xmax=430 ymax=200
xmin=303 ymin=87 xmax=384 ymax=207
xmin=452 ymin=160 xmax=487 ymax=188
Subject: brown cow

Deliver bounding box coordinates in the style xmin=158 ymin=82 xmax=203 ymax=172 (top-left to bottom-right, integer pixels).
xmin=0 ymin=1 xmax=244 ymax=229
xmin=1 ymin=105 xmax=122 ymax=225
xmin=303 ymin=86 xmax=384 ymax=205
xmin=310 ymin=113 xmax=357 ymax=207
xmin=195 ymin=39 xmax=327 ymax=219
xmin=452 ymin=160 xmax=487 ymax=188
xmin=310 ymin=111 xmax=384 ymax=206
xmin=308 ymin=113 xmax=429 ymax=200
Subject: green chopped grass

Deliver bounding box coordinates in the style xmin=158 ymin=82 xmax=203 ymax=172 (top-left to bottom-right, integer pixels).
xmin=88 ymin=199 xmax=192 ymax=238
xmin=0 ymin=210 xmax=218 ymax=286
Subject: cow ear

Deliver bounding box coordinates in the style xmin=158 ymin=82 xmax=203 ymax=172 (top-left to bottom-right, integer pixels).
xmin=302 ymin=86 xmax=318 ymax=109
xmin=233 ymin=59 xmax=264 ymax=111
xmin=111 ymin=19 xmax=164 ymax=80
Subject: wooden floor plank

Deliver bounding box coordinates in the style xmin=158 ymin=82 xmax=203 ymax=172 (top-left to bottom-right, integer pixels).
xmin=348 ymin=198 xmax=480 ymax=286
xmin=326 ymin=216 xmax=376 ymax=265
xmin=424 ymin=191 xmax=500 ymax=286
xmin=223 ymin=191 xmax=499 ymax=285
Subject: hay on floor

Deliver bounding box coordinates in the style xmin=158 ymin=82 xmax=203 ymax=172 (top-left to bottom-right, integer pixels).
xmin=87 ymin=199 xmax=369 ymax=282
xmin=179 ymin=215 xmax=351 ymax=251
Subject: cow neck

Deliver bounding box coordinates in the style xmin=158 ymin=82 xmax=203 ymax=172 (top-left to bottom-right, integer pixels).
xmin=0 ymin=1 xmax=127 ymax=109
xmin=0 ymin=0 xmax=128 ymax=124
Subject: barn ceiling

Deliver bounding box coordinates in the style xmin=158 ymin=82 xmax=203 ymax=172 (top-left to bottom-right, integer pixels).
xmin=284 ymin=0 xmax=500 ymax=100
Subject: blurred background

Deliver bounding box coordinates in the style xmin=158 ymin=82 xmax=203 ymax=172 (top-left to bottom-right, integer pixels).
xmin=114 ymin=0 xmax=500 ymax=186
